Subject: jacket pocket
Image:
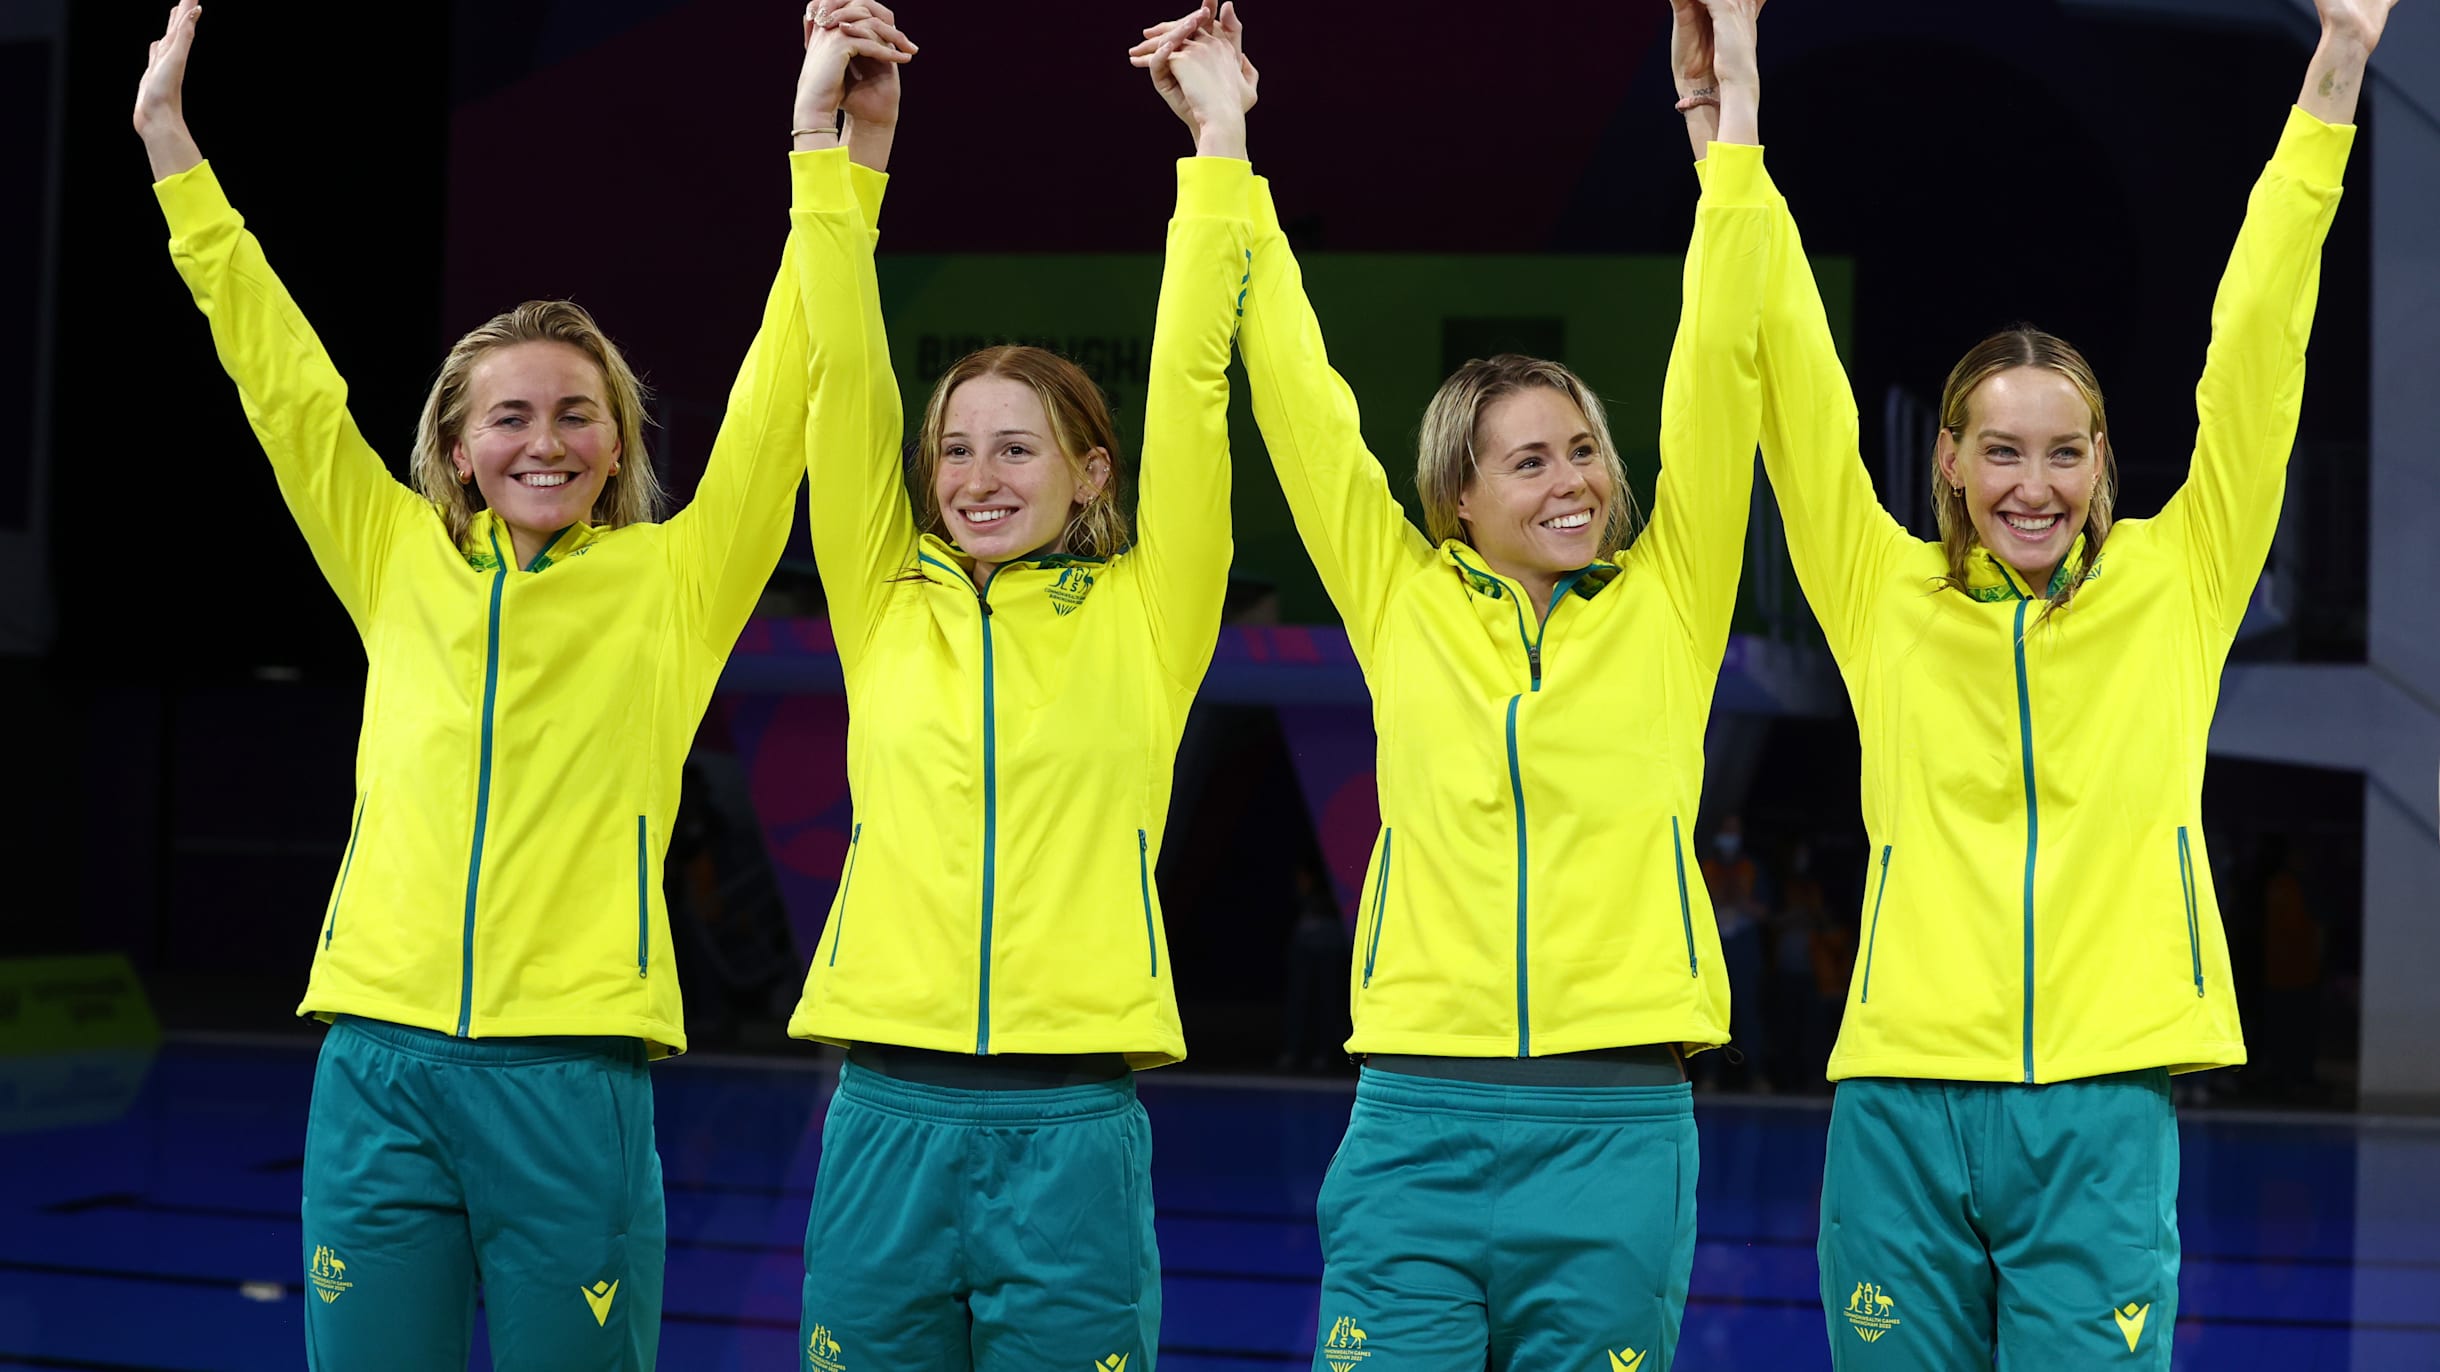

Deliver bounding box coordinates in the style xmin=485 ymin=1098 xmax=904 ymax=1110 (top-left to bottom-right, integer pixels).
xmin=2177 ymin=826 xmax=2203 ymax=997
xmin=1861 ymin=844 xmax=1893 ymax=1003
xmin=1139 ymin=829 xmax=1159 ymax=977
xmin=1362 ymin=828 xmax=1394 ymax=988
xmin=323 ymin=790 xmax=369 ymax=949
xmin=635 ymin=815 xmax=651 ymax=978
xmin=1671 ymin=816 xmax=1698 ymax=976
xmin=829 ymin=822 xmax=863 ymax=967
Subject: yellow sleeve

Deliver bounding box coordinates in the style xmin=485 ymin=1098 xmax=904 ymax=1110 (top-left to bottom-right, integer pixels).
xmin=1239 ymin=175 xmax=1437 ymax=673
xmin=157 ymin=161 xmax=423 ymax=633
xmin=1625 ymin=141 xmax=1773 ymax=661
xmin=2156 ymin=105 xmax=2353 ymax=642
xmin=796 ymin=147 xmax=915 ymax=679
xmin=1747 ymin=160 xmax=1915 ymax=667
xmin=666 ymin=158 xmax=821 ymax=653
xmin=1131 ymin=157 xmax=1253 ymax=688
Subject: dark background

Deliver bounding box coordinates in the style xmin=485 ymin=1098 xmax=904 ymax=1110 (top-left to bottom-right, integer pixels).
xmin=5 ymin=0 xmax=2374 ymax=1091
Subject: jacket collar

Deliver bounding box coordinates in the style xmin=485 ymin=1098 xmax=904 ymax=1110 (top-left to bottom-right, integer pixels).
xmin=1439 ymin=540 xmax=1621 ymax=609
xmin=1964 ymin=533 xmax=2091 ymax=603
xmin=915 ymin=533 xmax=1112 ymax=606
xmin=462 ymin=510 xmax=599 ymax=573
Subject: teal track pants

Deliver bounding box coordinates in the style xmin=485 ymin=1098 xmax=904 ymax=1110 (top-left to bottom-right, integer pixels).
xmin=799 ymin=1061 xmax=1160 ymax=1372
xmin=1818 ymin=1070 xmax=2181 ymax=1370
xmin=1311 ymin=1066 xmax=1698 ymax=1372
xmin=300 ymin=1016 xmax=664 ymax=1371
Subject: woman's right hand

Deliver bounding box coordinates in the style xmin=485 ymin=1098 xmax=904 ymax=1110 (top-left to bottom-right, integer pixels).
xmin=1695 ymin=0 xmax=1762 ymax=146
xmin=794 ymin=1 xmax=915 ymax=155
xmin=1668 ymin=0 xmax=1721 ymax=159
xmin=1132 ymin=3 xmax=1258 ymax=159
xmin=2298 ymin=0 xmax=2396 ymax=124
xmin=133 ymin=0 xmax=204 ymax=179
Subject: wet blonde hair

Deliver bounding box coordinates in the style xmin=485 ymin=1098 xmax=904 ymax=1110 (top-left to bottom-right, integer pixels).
xmin=409 ymin=300 xmax=665 ymax=548
xmin=1934 ymin=326 xmax=2118 ymax=617
xmin=1416 ymin=354 xmax=1639 ymax=558
xmin=915 ymin=346 xmax=1129 ymax=559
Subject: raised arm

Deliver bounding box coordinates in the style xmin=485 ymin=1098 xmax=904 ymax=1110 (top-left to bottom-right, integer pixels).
xmin=794 ymin=5 xmax=918 ymax=676
xmin=1128 ymin=6 xmax=1257 ymax=686
xmin=2158 ymin=0 xmax=2377 ymax=642
xmin=669 ymin=5 xmax=912 ymax=654
xmin=138 ymin=0 xmax=421 ymax=632
xmin=1684 ymin=6 xmax=1912 ymax=666
xmin=1138 ymin=10 xmax=1433 ymax=670
xmin=1628 ymin=0 xmax=1772 ymax=661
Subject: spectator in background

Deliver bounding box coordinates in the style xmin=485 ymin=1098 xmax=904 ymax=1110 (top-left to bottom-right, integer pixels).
xmin=2259 ymin=835 xmax=2325 ymax=1099
xmin=1278 ymin=863 xmax=1352 ymax=1072
xmin=1702 ymin=813 xmax=1772 ymax=1091
xmin=1770 ymin=840 xmax=1843 ymax=1090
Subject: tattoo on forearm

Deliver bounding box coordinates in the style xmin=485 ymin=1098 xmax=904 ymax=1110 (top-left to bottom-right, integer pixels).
xmin=2318 ymin=70 xmax=2350 ymax=99
xmin=1691 ymin=85 xmax=1718 ymax=99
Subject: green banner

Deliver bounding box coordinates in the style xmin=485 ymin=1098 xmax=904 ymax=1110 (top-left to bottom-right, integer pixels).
xmin=0 ymin=953 xmax=161 ymax=1054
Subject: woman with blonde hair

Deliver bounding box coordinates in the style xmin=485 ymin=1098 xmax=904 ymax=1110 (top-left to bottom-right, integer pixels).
xmin=1731 ymin=0 xmax=2396 ymax=1363
xmin=132 ymin=2 xmax=910 ymax=1364
xmin=782 ymin=7 xmax=1254 ymax=1369
xmin=1134 ymin=2 xmax=1773 ymax=1366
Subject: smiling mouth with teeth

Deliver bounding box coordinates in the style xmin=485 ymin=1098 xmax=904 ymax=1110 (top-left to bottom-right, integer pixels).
xmin=962 ymin=508 xmax=1014 ymax=525
xmin=516 ymin=471 xmax=573 ymax=488
xmin=1542 ymin=511 xmax=1594 ymax=531
xmin=2002 ymin=512 xmax=2064 ymax=534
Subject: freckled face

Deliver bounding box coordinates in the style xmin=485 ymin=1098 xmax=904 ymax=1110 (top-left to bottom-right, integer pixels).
xmin=934 ymin=376 xmax=1105 ymax=563
xmin=452 ymin=341 xmax=620 ymax=540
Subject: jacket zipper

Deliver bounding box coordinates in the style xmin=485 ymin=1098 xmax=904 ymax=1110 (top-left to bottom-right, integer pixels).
xmin=456 ymin=528 xmax=515 ymax=1036
xmin=922 ymin=552 xmax=1002 ymax=1055
xmin=1467 ymin=558 xmax=1591 ymax=1058
xmin=2003 ymin=563 xmax=2064 ymax=1083
xmin=1671 ymin=816 xmax=1698 ymax=976
xmin=829 ymin=822 xmax=862 ymax=967
xmin=1138 ymin=829 xmax=1158 ymax=977
xmin=324 ymin=790 xmax=368 ymax=949
xmin=635 ymin=816 xmax=650 ymax=978
xmin=1861 ymin=844 xmax=1892 ymax=1002
xmin=2177 ymin=826 xmax=2203 ymax=996
xmin=1362 ymin=828 xmax=1395 ymax=987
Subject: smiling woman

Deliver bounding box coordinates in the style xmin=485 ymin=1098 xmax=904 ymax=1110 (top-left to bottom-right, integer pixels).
xmin=127 ymin=0 xmax=911 ymax=1364
xmin=780 ymin=4 xmax=1253 ymax=1367
xmin=913 ymin=344 xmax=1128 ymax=586
xmin=1930 ymin=327 xmax=2118 ymax=615
xmin=1746 ymin=0 xmax=2394 ymax=1365
xmin=408 ymin=301 xmax=666 ymax=570
xmin=1220 ymin=0 xmax=1777 ymax=1363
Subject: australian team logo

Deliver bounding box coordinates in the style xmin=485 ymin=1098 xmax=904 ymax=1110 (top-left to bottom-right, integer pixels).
xmin=1322 ymin=1315 xmax=1372 ymax=1372
xmin=308 ymin=1245 xmax=353 ymax=1304
xmin=807 ymin=1324 xmax=845 ymax=1372
xmin=1046 ymin=566 xmax=1097 ymax=615
xmin=1843 ymin=1280 xmax=1901 ymax=1343
xmin=1608 ymin=1349 xmax=1648 ymax=1371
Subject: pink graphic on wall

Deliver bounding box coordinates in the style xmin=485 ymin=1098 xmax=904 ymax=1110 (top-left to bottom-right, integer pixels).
xmin=1275 ymin=705 xmax=1381 ymax=932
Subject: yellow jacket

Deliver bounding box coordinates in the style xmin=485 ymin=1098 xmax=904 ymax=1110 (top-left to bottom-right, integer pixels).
xmin=785 ymin=156 xmax=1253 ymax=1067
xmin=1753 ymin=107 xmax=2353 ymax=1083
xmin=1238 ymin=145 xmax=1779 ymax=1057
xmin=157 ymin=155 xmax=838 ymax=1053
